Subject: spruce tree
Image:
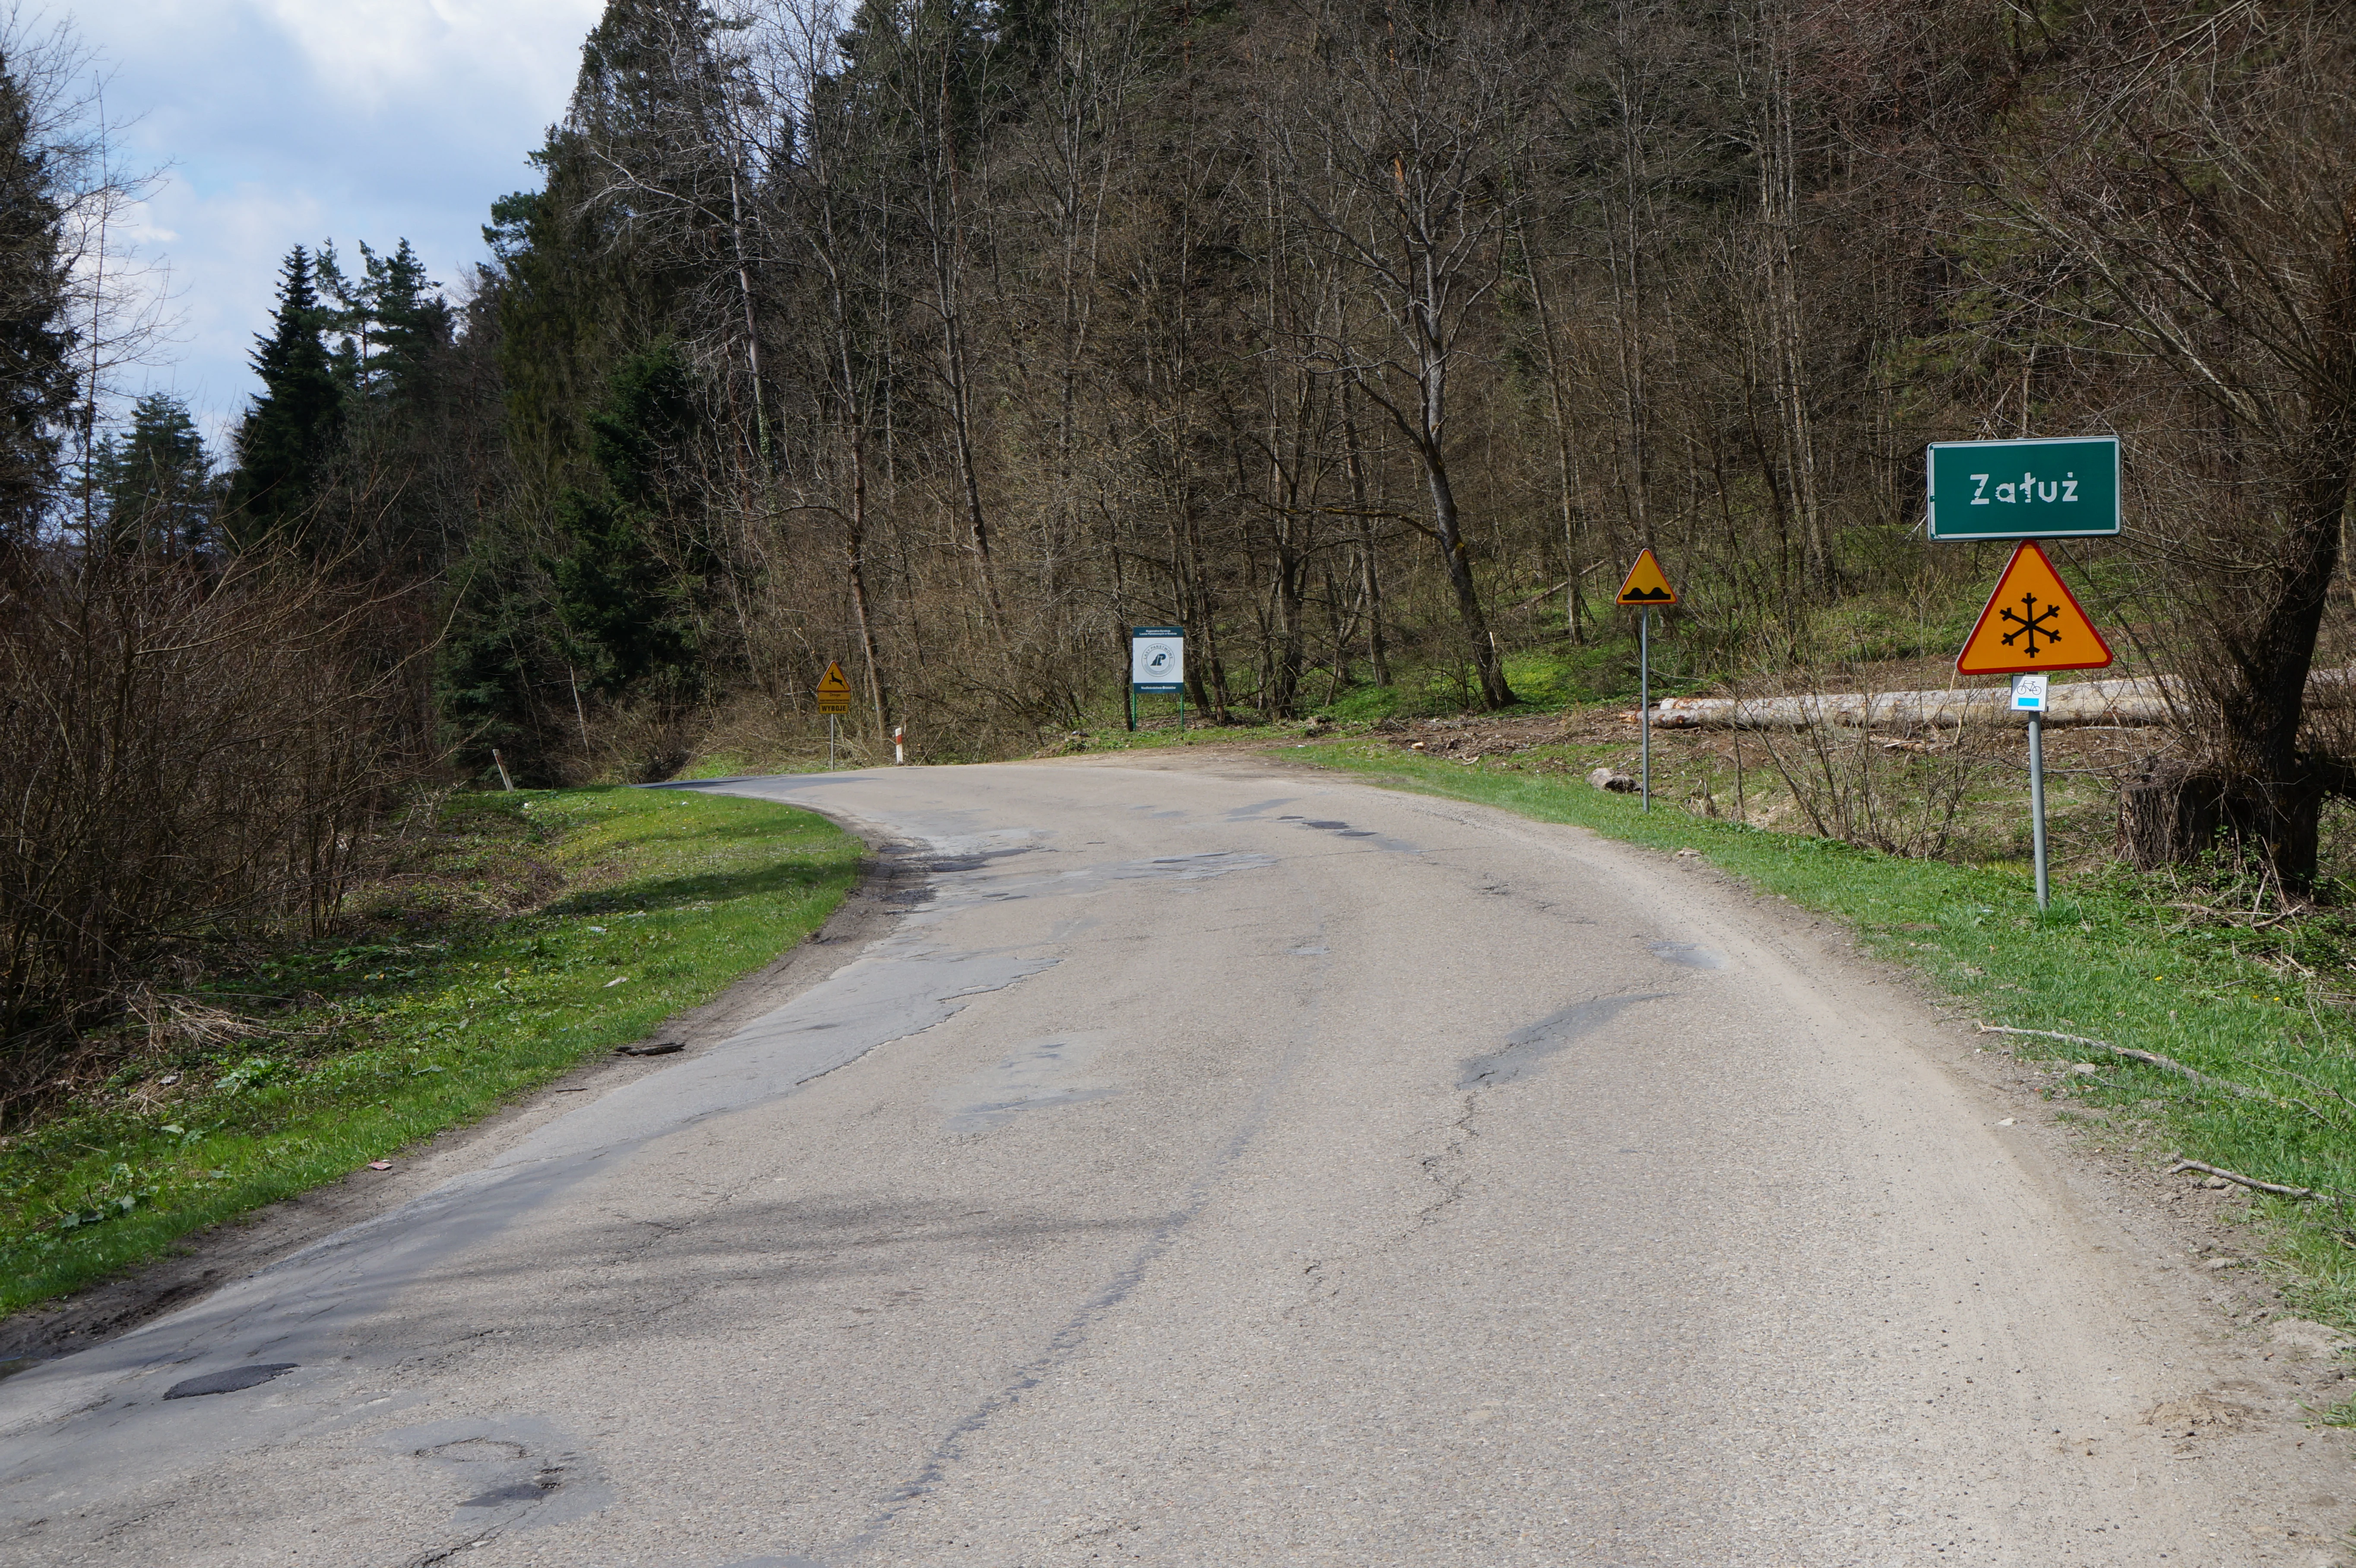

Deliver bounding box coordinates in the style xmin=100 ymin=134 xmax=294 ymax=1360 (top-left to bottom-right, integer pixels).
xmin=367 ymin=240 xmax=452 ymax=408
xmin=226 ymin=246 xmax=342 ymax=550
xmin=0 ymin=47 xmax=74 ymax=541
xmin=92 ymin=393 xmax=213 ymax=557
xmin=551 ymin=342 xmax=702 ymax=698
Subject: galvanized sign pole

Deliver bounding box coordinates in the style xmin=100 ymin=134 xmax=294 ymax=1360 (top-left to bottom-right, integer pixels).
xmin=2013 ymin=675 xmax=2051 ymax=909
xmin=815 ymin=661 xmax=854 ymax=771
xmin=1639 ymin=609 xmax=1652 ymax=812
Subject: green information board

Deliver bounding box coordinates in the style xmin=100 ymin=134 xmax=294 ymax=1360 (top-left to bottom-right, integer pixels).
xmin=1925 ymin=435 xmax=2120 ymax=541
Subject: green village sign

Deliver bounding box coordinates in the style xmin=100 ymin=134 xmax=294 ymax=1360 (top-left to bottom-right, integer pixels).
xmin=1924 ymin=435 xmax=2121 ymax=541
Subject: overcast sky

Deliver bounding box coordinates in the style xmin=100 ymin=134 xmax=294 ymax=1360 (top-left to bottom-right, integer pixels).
xmin=73 ymin=0 xmax=604 ymax=443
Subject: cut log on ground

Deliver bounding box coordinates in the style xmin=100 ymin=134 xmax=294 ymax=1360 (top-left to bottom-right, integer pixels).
xmin=1652 ymin=667 xmax=2356 ymax=732
xmin=1650 ymin=678 xmax=2173 ymax=731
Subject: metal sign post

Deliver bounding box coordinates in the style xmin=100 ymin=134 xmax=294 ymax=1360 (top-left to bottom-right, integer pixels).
xmin=2013 ymin=675 xmax=2051 ymax=909
xmin=1931 ymin=439 xmax=2124 ymax=911
xmin=1951 ymin=543 xmax=2114 ymax=913
xmin=1639 ymin=609 xmax=1651 ymax=812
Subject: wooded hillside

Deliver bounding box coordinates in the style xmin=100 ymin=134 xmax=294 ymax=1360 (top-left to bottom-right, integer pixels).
xmin=417 ymin=1 xmax=2354 ymax=794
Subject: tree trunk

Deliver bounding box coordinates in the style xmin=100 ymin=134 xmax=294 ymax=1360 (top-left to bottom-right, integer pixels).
xmin=847 ymin=420 xmax=888 ymax=740
xmin=2137 ymin=180 xmax=2356 ymax=892
xmin=1419 ymin=436 xmax=1514 ymax=709
xmin=1340 ymin=376 xmax=1390 ymax=686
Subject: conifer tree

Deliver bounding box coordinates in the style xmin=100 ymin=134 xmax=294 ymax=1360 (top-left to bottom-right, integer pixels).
xmin=551 ymin=341 xmax=703 ymax=698
xmin=367 ymin=240 xmax=452 ymax=408
xmin=0 ymin=46 xmax=74 ymax=541
xmin=92 ymin=392 xmax=212 ymax=556
xmin=226 ymin=245 xmax=342 ymax=549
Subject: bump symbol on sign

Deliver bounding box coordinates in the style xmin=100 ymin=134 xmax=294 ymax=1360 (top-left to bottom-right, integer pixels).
xmin=1615 ymin=547 xmax=1678 ymax=606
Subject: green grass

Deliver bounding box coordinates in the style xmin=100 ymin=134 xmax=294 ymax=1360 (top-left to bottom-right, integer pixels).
xmin=1305 ymin=740 xmax=2356 ymax=1324
xmin=0 ymin=787 xmax=861 ymax=1316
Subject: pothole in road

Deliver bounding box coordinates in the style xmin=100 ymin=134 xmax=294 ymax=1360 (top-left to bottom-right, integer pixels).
xmin=1279 ymin=817 xmax=1415 ymax=851
xmin=2141 ymin=1394 xmax=2256 ymax=1438
xmin=924 ymin=846 xmax=1041 ymax=874
xmin=419 ymin=1438 xmax=529 ymax=1463
xmin=162 ymin=1363 xmax=297 ymax=1399
xmin=1648 ymin=940 xmax=1726 ymax=970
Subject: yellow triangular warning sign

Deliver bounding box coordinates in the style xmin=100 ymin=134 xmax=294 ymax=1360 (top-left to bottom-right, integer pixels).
xmin=815 ymin=660 xmax=853 ymax=713
xmin=1615 ymin=547 xmax=1677 ymax=606
xmin=1956 ymin=542 xmax=2113 ymax=675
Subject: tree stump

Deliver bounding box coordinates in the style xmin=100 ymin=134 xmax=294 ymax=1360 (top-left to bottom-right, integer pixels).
xmin=2117 ymin=759 xmax=2322 ymax=886
xmin=2117 ymin=761 xmax=2225 ymax=870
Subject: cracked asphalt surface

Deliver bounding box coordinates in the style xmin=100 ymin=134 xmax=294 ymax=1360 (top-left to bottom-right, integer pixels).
xmin=1 ymin=753 xmax=2349 ymax=1565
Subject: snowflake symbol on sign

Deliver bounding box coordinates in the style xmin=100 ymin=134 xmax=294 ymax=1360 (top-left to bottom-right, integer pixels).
xmin=1999 ymin=593 xmax=2065 ymax=659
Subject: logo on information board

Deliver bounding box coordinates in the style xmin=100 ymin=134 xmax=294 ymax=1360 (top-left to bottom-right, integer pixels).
xmin=1957 ymin=543 xmax=2113 ymax=675
xmin=1615 ymin=548 xmax=1677 ymax=606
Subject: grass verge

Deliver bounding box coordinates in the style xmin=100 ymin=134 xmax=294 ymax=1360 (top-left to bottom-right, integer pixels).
xmin=0 ymin=787 xmax=860 ymax=1317
xmin=1305 ymin=740 xmax=2356 ymax=1324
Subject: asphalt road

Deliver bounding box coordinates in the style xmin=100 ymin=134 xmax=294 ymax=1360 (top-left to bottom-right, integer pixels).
xmin=0 ymin=754 xmax=2347 ymax=1566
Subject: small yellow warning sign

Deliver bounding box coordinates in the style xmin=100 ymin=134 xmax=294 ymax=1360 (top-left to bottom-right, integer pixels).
xmin=1957 ymin=542 xmax=2112 ymax=675
xmin=815 ymin=661 xmax=854 ymax=714
xmin=1615 ymin=548 xmax=1677 ymax=606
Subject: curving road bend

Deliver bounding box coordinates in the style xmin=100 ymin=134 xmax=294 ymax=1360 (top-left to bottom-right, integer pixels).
xmin=0 ymin=753 xmax=2346 ymax=1566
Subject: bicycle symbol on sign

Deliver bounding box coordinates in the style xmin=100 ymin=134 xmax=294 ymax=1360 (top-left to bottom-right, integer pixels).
xmin=1999 ymin=593 xmax=2065 ymax=660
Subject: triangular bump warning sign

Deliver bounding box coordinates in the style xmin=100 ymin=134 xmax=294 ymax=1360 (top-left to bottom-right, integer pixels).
xmin=1956 ymin=542 xmax=2113 ymax=675
xmin=1616 ymin=548 xmax=1677 ymax=606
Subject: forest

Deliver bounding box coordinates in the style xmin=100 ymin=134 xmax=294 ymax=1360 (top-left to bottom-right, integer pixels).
xmin=5 ymin=0 xmax=2355 ymax=1069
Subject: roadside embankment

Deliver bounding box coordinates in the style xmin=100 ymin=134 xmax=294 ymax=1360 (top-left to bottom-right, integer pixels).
xmin=0 ymin=788 xmax=860 ymax=1324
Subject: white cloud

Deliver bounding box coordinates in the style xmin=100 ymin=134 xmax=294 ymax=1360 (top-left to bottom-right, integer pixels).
xmin=68 ymin=0 xmax=603 ymax=441
xmin=255 ymin=0 xmax=598 ymax=111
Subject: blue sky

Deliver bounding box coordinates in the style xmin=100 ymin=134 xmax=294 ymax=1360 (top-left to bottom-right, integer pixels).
xmin=74 ymin=0 xmax=603 ymax=443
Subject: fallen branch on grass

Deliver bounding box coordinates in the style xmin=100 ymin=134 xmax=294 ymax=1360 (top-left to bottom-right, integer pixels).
xmin=2168 ymin=1159 xmax=2321 ymax=1201
xmin=1973 ymin=1020 xmax=2349 ymax=1128
xmin=1973 ymin=1023 xmax=2269 ymax=1101
xmin=1978 ymin=1023 xmax=2346 ymax=1186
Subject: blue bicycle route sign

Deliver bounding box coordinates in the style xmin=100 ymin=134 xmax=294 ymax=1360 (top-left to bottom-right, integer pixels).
xmin=1925 ymin=435 xmax=2120 ymax=541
